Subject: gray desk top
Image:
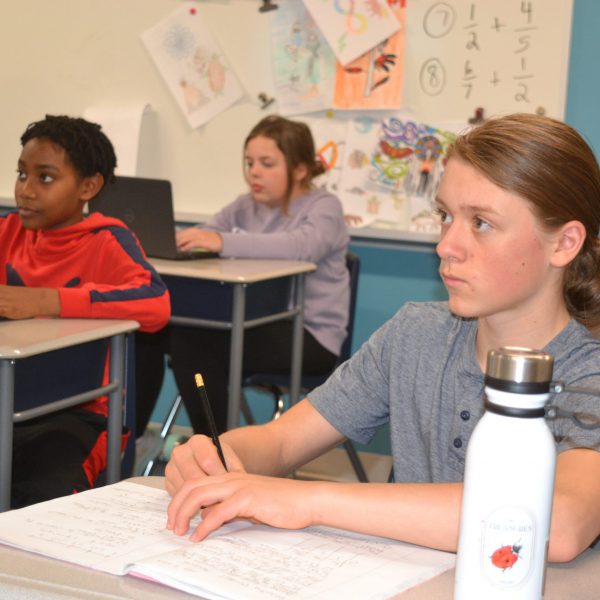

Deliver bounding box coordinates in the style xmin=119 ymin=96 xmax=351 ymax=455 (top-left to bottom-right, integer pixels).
xmin=0 ymin=477 xmax=598 ymax=599
xmin=149 ymin=257 xmax=316 ymax=283
xmin=0 ymin=318 xmax=139 ymax=359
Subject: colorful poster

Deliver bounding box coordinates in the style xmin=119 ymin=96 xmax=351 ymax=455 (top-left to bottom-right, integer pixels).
xmin=141 ymin=3 xmax=243 ymax=129
xmin=303 ymin=0 xmax=401 ymax=66
xmin=339 ymin=113 xmax=463 ymax=231
xmin=333 ymin=1 xmax=405 ymax=110
xmin=271 ymin=2 xmax=336 ymax=116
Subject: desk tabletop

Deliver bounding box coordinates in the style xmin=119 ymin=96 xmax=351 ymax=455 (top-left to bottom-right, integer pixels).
xmin=0 ymin=318 xmax=139 ymax=359
xmin=150 ymin=257 xmax=316 ymax=283
xmin=0 ymin=476 xmax=598 ymax=600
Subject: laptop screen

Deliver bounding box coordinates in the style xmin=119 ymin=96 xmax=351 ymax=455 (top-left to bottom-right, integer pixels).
xmin=88 ymin=176 xmax=215 ymax=260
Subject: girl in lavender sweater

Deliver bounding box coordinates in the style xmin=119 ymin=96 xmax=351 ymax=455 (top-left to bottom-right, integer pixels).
xmin=138 ymin=116 xmax=349 ymax=436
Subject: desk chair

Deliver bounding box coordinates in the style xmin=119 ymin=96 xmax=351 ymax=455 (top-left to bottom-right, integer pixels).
xmin=241 ymin=252 xmax=369 ymax=483
xmin=14 ymin=335 xmax=136 ymax=483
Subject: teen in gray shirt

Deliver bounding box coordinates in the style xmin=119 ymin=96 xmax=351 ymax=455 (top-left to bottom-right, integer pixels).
xmin=164 ymin=114 xmax=600 ymax=564
xmin=311 ymin=301 xmax=600 ymax=484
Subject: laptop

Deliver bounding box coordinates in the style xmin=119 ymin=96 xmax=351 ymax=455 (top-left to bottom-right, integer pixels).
xmin=88 ymin=176 xmax=218 ymax=260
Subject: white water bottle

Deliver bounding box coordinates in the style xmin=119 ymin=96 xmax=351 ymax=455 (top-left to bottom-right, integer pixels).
xmin=454 ymin=347 xmax=556 ymax=600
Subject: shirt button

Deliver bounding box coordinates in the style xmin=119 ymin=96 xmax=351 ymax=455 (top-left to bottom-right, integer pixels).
xmin=460 ymin=410 xmax=470 ymax=421
xmin=453 ymin=437 xmax=463 ymax=448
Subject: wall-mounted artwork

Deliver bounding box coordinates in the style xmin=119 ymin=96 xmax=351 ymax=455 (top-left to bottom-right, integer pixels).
xmin=272 ymin=1 xmax=405 ymax=115
xmin=302 ymin=0 xmax=402 ymax=66
xmin=141 ymin=3 xmax=243 ymax=129
xmin=271 ymin=2 xmax=336 ymax=116
xmin=303 ymin=115 xmax=348 ymax=195
xmin=333 ymin=1 xmax=405 ymax=109
xmin=339 ymin=113 xmax=463 ymax=231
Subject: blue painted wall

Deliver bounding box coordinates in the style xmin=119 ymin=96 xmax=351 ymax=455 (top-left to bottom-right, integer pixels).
xmin=566 ymin=0 xmax=600 ymax=155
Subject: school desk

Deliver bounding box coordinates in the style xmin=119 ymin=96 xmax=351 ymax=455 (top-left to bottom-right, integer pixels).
xmin=0 ymin=318 xmax=139 ymax=511
xmin=0 ymin=476 xmax=598 ymax=599
xmin=149 ymin=258 xmax=316 ymax=430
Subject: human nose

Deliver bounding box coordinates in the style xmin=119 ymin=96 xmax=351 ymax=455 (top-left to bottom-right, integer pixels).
xmin=15 ymin=175 xmax=34 ymax=199
xmin=436 ymin=220 xmax=466 ymax=262
xmin=247 ymin=162 xmax=262 ymax=178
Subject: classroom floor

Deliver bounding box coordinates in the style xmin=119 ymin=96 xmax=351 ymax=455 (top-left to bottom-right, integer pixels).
xmin=134 ymin=424 xmax=393 ymax=483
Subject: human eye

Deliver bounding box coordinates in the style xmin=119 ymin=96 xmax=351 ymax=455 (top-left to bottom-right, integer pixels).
xmin=40 ymin=173 xmax=55 ymax=184
xmin=16 ymin=169 xmax=26 ymax=181
xmin=473 ymin=216 xmax=491 ymax=231
xmin=433 ymin=206 xmax=451 ymax=225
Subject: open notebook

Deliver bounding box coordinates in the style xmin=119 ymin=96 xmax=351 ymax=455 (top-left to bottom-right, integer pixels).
xmin=88 ymin=176 xmax=218 ymax=260
xmin=0 ymin=481 xmax=455 ymax=600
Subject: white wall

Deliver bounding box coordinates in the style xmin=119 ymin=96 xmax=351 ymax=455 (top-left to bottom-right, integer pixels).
xmin=0 ymin=0 xmax=273 ymax=217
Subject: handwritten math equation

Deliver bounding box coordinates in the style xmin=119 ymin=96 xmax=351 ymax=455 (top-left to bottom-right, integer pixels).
xmin=406 ymin=0 xmax=572 ymax=120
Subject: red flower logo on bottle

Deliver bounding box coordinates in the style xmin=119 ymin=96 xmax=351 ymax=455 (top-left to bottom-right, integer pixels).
xmin=490 ymin=543 xmax=522 ymax=570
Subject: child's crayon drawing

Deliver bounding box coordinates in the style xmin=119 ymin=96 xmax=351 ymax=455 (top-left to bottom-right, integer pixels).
xmin=302 ymin=0 xmax=401 ymax=66
xmin=333 ymin=1 xmax=405 ymax=109
xmin=272 ymin=2 xmax=404 ymax=115
xmin=271 ymin=2 xmax=336 ymax=116
xmin=141 ymin=3 xmax=243 ymax=129
xmin=339 ymin=113 xmax=463 ymax=231
xmin=303 ymin=115 xmax=347 ymax=194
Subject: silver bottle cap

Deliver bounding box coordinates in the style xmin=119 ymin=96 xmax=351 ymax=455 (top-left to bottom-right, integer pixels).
xmin=486 ymin=346 xmax=554 ymax=386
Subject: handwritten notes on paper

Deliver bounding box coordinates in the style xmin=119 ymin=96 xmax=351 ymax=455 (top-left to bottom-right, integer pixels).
xmin=133 ymin=523 xmax=454 ymax=600
xmin=403 ymin=0 xmax=573 ymax=120
xmin=5 ymin=481 xmax=197 ymax=574
xmin=0 ymin=481 xmax=455 ymax=599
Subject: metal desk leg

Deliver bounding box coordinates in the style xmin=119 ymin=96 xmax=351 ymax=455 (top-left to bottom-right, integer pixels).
xmin=289 ymin=273 xmax=306 ymax=407
xmin=0 ymin=360 xmax=15 ymax=512
xmin=227 ymin=284 xmax=247 ymax=430
xmin=106 ymin=334 xmax=125 ymax=483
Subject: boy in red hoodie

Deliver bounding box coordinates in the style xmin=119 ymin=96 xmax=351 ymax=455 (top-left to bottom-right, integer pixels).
xmin=0 ymin=115 xmax=171 ymax=507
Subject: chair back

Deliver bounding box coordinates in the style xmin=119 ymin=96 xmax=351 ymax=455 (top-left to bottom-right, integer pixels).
xmin=337 ymin=251 xmax=360 ymax=365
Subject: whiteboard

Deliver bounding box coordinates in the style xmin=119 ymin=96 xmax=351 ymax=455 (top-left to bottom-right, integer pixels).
xmin=403 ymin=0 xmax=573 ymax=121
xmin=0 ymin=0 xmax=573 ymax=221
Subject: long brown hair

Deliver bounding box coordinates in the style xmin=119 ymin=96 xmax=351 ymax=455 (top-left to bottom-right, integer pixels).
xmin=449 ymin=113 xmax=600 ymax=330
xmin=244 ymin=115 xmax=325 ymax=213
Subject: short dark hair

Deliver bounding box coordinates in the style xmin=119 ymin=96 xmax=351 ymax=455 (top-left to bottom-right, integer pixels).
xmin=20 ymin=115 xmax=117 ymax=190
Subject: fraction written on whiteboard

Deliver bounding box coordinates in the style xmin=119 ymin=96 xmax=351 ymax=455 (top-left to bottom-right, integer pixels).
xmin=402 ymin=0 xmax=573 ymax=121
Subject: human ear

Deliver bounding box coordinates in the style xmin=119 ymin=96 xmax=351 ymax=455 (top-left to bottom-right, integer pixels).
xmin=293 ymin=163 xmax=309 ymax=186
xmin=80 ymin=174 xmax=105 ymax=201
xmin=550 ymin=220 xmax=586 ymax=267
